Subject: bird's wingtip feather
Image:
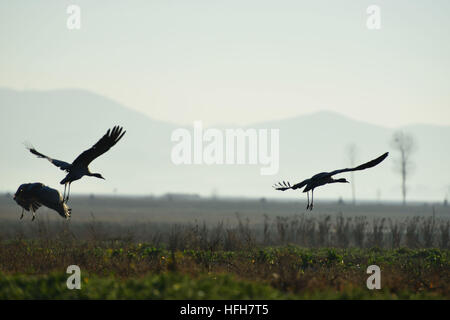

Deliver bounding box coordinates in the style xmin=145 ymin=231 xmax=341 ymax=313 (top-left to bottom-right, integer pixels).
xmin=23 ymin=141 xmax=34 ymax=150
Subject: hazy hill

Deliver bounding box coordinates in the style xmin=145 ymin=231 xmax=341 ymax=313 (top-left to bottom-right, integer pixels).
xmin=1 ymin=87 xmax=449 ymax=202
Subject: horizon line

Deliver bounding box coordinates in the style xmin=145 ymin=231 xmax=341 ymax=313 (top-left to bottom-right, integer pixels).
xmin=2 ymin=86 xmax=450 ymax=129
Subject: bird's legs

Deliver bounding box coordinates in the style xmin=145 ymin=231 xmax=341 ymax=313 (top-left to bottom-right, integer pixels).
xmin=62 ymin=183 xmax=67 ymax=202
xmin=310 ymin=190 xmax=314 ymax=210
xmin=306 ymin=192 xmax=310 ymax=210
xmin=20 ymin=208 xmax=24 ymax=220
xmin=31 ymin=210 xmax=36 ymax=221
xmin=65 ymin=183 xmax=71 ymax=203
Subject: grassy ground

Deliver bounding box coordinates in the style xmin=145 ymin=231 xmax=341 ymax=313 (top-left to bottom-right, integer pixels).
xmin=0 ymin=239 xmax=448 ymax=299
xmin=1 ymin=197 xmax=449 ymax=299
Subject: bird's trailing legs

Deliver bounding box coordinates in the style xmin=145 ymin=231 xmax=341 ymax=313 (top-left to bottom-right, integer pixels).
xmin=64 ymin=183 xmax=71 ymax=203
xmin=20 ymin=208 xmax=24 ymax=220
xmin=306 ymin=192 xmax=310 ymax=210
xmin=306 ymin=190 xmax=314 ymax=211
xmin=62 ymin=183 xmax=67 ymax=202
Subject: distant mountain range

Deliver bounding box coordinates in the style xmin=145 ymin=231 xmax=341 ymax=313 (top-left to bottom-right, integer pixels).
xmin=1 ymin=87 xmax=449 ymax=202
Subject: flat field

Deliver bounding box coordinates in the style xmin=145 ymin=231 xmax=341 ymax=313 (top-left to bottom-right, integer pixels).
xmin=1 ymin=195 xmax=449 ymax=299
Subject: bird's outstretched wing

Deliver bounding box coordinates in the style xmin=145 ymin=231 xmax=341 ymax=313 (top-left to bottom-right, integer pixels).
xmin=72 ymin=126 xmax=126 ymax=167
xmin=328 ymin=152 xmax=389 ymax=176
xmin=273 ymin=178 xmax=310 ymax=191
xmin=26 ymin=145 xmax=72 ymax=171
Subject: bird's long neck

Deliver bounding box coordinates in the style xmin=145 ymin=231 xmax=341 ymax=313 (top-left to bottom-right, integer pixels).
xmin=88 ymin=172 xmax=103 ymax=179
xmin=331 ymin=178 xmax=347 ymax=183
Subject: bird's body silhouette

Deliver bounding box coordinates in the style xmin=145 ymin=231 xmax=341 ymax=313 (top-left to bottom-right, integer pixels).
xmin=273 ymin=152 xmax=389 ymax=210
xmin=14 ymin=183 xmax=71 ymax=221
xmin=26 ymin=126 xmax=126 ymax=203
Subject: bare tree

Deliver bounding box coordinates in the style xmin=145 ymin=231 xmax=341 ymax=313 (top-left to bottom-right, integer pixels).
xmin=346 ymin=144 xmax=358 ymax=205
xmin=390 ymin=131 xmax=416 ymax=205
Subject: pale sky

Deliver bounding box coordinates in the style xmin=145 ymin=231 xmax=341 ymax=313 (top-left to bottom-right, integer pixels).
xmin=1 ymin=0 xmax=449 ymax=127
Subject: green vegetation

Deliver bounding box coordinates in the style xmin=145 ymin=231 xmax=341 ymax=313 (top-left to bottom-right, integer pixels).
xmin=0 ymin=239 xmax=448 ymax=299
xmin=1 ymin=202 xmax=449 ymax=300
xmin=0 ymin=272 xmax=294 ymax=299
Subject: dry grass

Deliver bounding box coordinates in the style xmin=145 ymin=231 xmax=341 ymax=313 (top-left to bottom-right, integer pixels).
xmin=1 ymin=212 xmax=449 ymax=299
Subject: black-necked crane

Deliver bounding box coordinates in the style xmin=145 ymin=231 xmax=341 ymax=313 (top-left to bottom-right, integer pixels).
xmin=26 ymin=125 xmax=126 ymax=203
xmin=14 ymin=183 xmax=71 ymax=221
xmin=273 ymin=152 xmax=389 ymax=210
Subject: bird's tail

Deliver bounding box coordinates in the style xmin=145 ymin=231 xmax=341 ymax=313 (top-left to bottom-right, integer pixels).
xmin=273 ymin=181 xmax=294 ymax=191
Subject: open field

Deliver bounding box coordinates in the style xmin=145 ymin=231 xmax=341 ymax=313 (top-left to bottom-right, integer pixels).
xmin=1 ymin=195 xmax=449 ymax=299
xmin=1 ymin=193 xmax=449 ymax=223
xmin=0 ymin=241 xmax=448 ymax=299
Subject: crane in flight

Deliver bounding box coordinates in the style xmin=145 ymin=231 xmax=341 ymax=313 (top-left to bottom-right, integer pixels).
xmin=14 ymin=182 xmax=71 ymax=221
xmin=26 ymin=125 xmax=126 ymax=203
xmin=273 ymin=152 xmax=388 ymax=210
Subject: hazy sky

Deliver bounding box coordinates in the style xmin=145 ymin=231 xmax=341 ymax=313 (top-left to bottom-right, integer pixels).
xmin=1 ymin=0 xmax=449 ymax=127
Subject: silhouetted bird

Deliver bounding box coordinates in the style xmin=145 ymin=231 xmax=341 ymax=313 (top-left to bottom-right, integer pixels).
xmin=26 ymin=126 xmax=126 ymax=203
xmin=273 ymin=152 xmax=389 ymax=210
xmin=14 ymin=183 xmax=71 ymax=221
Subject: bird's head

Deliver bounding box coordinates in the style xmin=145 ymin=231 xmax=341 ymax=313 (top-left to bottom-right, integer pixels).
xmin=14 ymin=184 xmax=26 ymax=200
xmin=92 ymin=173 xmax=106 ymax=180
